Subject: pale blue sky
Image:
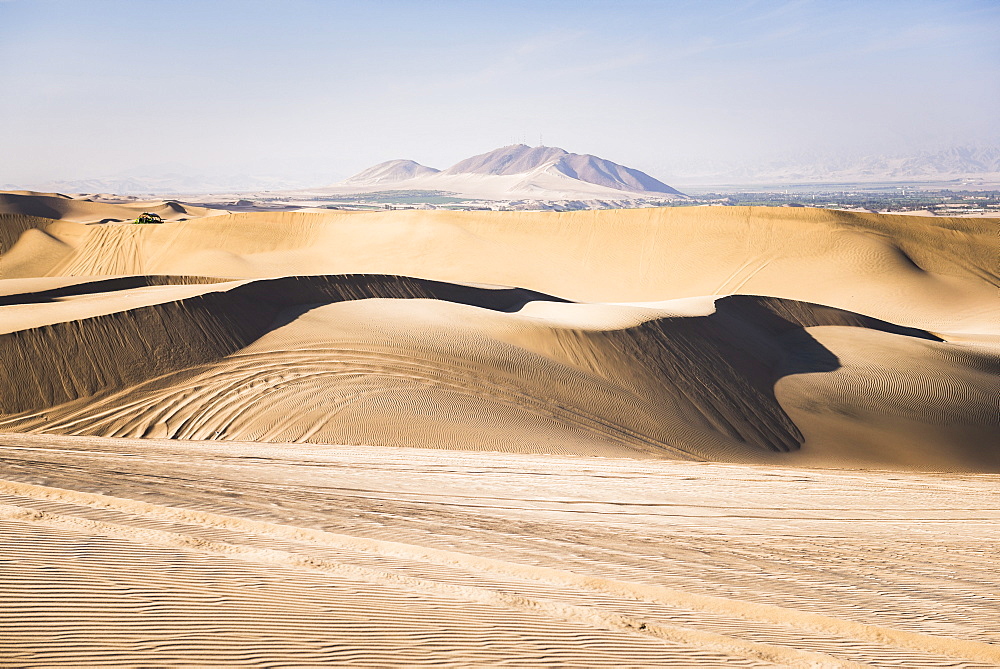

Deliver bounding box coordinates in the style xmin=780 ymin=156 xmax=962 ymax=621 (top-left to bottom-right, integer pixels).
xmin=2 ymin=0 xmax=998 ymax=184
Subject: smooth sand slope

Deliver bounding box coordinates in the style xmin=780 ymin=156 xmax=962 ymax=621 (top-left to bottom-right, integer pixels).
xmin=0 ymin=274 xmax=995 ymax=470
xmin=0 ymin=204 xmax=997 ymax=470
xmin=1 ymin=434 xmax=999 ymax=666
xmin=2 ymin=205 xmax=995 ymax=330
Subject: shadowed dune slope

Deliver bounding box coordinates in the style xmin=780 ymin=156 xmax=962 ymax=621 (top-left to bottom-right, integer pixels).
xmin=0 ymin=274 xmax=995 ymax=470
xmin=2 ymin=206 xmax=994 ymax=331
xmin=0 ymin=213 xmax=82 ymax=283
xmin=0 ymin=274 xmax=231 ymax=306
xmin=0 ymin=275 xmax=559 ymax=412
xmin=1 ymin=206 xmax=997 ymax=470
xmin=0 ymin=192 xmax=217 ymax=224
xmin=0 ymin=213 xmax=58 ymax=255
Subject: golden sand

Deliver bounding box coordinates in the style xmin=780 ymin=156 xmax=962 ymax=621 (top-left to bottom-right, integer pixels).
xmin=1 ymin=194 xmax=997 ymax=664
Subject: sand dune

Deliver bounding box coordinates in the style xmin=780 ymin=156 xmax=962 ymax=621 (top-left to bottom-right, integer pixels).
xmin=1 ymin=434 xmax=998 ymax=666
xmin=1 ymin=204 xmax=997 ymax=471
xmin=3 ymin=206 xmax=994 ymax=331
xmin=0 ymin=272 xmax=995 ymax=470
xmin=0 ymin=191 xmax=220 ymax=224
xmin=1 ymin=198 xmax=999 ymax=664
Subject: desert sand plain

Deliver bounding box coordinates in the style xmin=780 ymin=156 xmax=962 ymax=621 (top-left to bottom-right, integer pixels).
xmin=0 ymin=190 xmax=998 ymax=666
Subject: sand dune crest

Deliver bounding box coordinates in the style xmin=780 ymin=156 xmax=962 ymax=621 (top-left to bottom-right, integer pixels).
xmin=0 ymin=269 xmax=995 ymax=469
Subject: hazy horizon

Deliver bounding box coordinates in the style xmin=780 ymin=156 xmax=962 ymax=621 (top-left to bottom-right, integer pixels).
xmin=2 ymin=0 xmax=998 ymax=186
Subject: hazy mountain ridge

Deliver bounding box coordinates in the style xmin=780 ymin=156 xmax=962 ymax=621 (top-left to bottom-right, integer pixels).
xmin=683 ymin=146 xmax=1000 ymax=185
xmin=338 ymin=144 xmax=684 ymax=199
xmin=805 ymin=146 xmax=1000 ymax=180
xmin=551 ymin=152 xmax=680 ymax=193
xmin=7 ymin=170 xmax=306 ymax=196
xmin=895 ymin=146 xmax=1000 ymax=176
xmin=344 ymin=159 xmax=442 ymax=185
xmin=10 ymin=146 xmax=998 ymax=197
xmin=442 ymin=146 xmax=572 ymax=177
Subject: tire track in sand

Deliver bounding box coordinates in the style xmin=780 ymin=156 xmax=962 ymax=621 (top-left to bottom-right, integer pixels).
xmin=0 ymin=501 xmax=851 ymax=668
xmin=1 ymin=478 xmax=997 ymax=667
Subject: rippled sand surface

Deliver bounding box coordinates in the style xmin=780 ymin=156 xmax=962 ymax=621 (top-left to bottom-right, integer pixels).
xmin=1 ymin=433 xmax=998 ymax=667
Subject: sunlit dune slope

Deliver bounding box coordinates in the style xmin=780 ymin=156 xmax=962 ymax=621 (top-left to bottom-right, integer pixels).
xmin=0 ymin=205 xmax=996 ymax=470
xmin=0 ymin=274 xmax=995 ymax=470
xmin=0 ymin=191 xmax=218 ymax=224
xmin=2 ymin=206 xmax=994 ymax=332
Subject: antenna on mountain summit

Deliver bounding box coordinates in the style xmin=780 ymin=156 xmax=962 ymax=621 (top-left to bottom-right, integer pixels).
xmin=539 ymin=133 xmax=544 ymax=147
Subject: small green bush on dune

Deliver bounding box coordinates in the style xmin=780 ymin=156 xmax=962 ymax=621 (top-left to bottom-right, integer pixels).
xmin=134 ymin=212 xmax=163 ymax=224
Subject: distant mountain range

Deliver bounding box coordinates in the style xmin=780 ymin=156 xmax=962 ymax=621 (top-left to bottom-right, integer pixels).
xmin=682 ymin=146 xmax=1000 ymax=185
xmin=4 ymin=168 xmax=305 ymax=196
xmin=344 ymin=160 xmax=442 ymax=185
xmin=9 ymin=145 xmax=998 ymax=198
xmin=332 ymin=145 xmax=686 ymax=200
